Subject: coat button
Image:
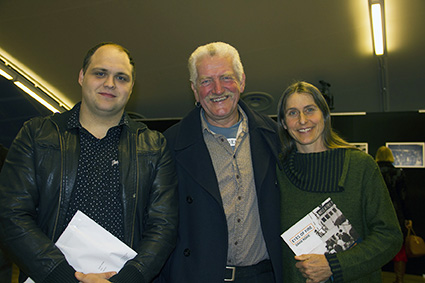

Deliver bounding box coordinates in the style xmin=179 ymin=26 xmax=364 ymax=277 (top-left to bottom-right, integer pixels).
xmin=184 ymin=248 xmax=191 ymax=257
xmin=186 ymin=196 xmax=193 ymax=204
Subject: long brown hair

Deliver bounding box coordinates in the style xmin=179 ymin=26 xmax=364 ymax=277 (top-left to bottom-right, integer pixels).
xmin=277 ymin=81 xmax=354 ymax=159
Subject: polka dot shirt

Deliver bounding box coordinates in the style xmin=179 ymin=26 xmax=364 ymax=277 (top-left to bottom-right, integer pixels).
xmin=64 ymin=105 xmax=126 ymax=241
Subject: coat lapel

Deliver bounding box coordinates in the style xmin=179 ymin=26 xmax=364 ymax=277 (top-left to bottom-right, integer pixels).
xmin=241 ymin=101 xmax=279 ymax=195
xmin=173 ymin=108 xmax=223 ymax=205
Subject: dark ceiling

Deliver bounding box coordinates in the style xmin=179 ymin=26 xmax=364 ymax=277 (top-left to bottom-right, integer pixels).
xmin=1 ymin=0 xmax=425 ymax=148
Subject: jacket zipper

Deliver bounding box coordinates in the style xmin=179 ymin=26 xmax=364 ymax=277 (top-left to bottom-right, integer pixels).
xmin=51 ymin=120 xmax=63 ymax=241
xmin=129 ymin=129 xmax=140 ymax=247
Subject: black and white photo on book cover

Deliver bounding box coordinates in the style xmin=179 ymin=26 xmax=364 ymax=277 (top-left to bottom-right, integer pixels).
xmin=281 ymin=197 xmax=360 ymax=256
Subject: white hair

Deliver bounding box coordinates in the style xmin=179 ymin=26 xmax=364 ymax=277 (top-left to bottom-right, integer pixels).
xmin=188 ymin=42 xmax=244 ymax=84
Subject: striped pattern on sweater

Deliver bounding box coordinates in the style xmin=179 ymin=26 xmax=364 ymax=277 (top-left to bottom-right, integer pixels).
xmin=282 ymin=148 xmax=346 ymax=193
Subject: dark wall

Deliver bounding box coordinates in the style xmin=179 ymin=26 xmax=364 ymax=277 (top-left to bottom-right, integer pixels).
xmin=142 ymin=111 xmax=425 ymax=275
xmin=331 ymin=111 xmax=425 ymax=275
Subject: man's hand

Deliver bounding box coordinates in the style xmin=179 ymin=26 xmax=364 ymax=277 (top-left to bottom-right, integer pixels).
xmin=295 ymin=254 xmax=332 ymax=283
xmin=75 ymin=271 xmax=116 ymax=283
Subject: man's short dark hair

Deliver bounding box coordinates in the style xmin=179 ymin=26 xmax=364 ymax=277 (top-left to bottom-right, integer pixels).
xmin=82 ymin=42 xmax=136 ymax=81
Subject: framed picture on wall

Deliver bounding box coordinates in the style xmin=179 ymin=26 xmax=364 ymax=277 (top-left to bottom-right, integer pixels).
xmin=385 ymin=142 xmax=425 ymax=168
xmin=349 ymin=142 xmax=368 ymax=154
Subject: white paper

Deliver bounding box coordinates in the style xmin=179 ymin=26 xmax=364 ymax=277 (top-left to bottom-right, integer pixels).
xmin=25 ymin=210 xmax=137 ymax=283
xmin=281 ymin=197 xmax=360 ymax=256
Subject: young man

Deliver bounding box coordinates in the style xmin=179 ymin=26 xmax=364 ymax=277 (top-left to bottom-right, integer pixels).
xmin=0 ymin=42 xmax=178 ymax=283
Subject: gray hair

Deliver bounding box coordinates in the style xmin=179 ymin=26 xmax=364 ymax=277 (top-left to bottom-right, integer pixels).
xmin=188 ymin=42 xmax=244 ymax=85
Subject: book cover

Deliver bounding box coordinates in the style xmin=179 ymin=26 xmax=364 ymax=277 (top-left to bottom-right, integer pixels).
xmin=281 ymin=197 xmax=360 ymax=256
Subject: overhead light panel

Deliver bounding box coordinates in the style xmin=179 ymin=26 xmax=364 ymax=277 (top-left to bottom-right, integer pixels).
xmin=369 ymin=1 xmax=386 ymax=56
xmin=0 ymin=68 xmax=13 ymax=80
xmin=371 ymin=4 xmax=384 ymax=55
xmin=0 ymin=55 xmax=69 ymax=113
xmin=369 ymin=0 xmax=389 ymax=111
xmin=14 ymin=81 xmax=61 ymax=113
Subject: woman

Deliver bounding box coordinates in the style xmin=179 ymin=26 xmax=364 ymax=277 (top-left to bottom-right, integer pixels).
xmin=277 ymin=81 xmax=402 ymax=282
xmin=376 ymin=146 xmax=411 ymax=283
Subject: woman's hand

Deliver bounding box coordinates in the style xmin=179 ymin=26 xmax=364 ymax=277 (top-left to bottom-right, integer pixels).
xmin=295 ymin=254 xmax=332 ymax=283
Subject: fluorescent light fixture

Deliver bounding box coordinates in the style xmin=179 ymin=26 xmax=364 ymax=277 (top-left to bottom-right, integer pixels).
xmin=0 ymin=68 xmax=13 ymax=80
xmin=14 ymin=81 xmax=60 ymax=113
xmin=1 ymin=54 xmax=69 ymax=113
xmin=370 ymin=2 xmax=386 ymax=56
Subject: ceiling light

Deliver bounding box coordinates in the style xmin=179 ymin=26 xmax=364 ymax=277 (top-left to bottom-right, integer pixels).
xmin=369 ymin=1 xmax=386 ymax=56
xmin=1 ymin=55 xmax=68 ymax=113
xmin=0 ymin=68 xmax=13 ymax=80
xmin=14 ymin=81 xmax=60 ymax=113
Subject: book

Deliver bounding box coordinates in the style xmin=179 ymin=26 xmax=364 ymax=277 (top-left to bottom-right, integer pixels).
xmin=281 ymin=197 xmax=360 ymax=256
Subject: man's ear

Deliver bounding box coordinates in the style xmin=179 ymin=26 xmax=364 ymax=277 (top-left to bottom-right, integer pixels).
xmin=239 ymin=73 xmax=246 ymax=92
xmin=78 ymin=69 xmax=84 ymax=86
xmin=129 ymin=80 xmax=135 ymax=96
xmin=191 ymin=82 xmax=199 ymax=103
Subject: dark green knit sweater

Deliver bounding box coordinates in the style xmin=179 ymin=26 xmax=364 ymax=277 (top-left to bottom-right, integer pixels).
xmin=278 ymin=148 xmax=403 ymax=283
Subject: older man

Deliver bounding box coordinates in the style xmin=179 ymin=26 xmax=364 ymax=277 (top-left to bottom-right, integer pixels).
xmin=0 ymin=42 xmax=178 ymax=283
xmin=159 ymin=42 xmax=282 ymax=282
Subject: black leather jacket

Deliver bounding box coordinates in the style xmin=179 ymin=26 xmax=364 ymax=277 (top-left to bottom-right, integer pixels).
xmin=0 ymin=105 xmax=178 ymax=282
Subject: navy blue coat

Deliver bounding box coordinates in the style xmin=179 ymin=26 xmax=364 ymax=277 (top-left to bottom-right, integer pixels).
xmin=158 ymin=101 xmax=282 ymax=282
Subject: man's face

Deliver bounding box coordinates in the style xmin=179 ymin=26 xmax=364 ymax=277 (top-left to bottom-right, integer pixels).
xmin=78 ymin=45 xmax=134 ymax=119
xmin=192 ymin=55 xmax=245 ymax=128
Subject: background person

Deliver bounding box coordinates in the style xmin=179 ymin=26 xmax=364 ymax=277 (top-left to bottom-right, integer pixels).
xmin=277 ymin=81 xmax=402 ymax=283
xmin=376 ymin=145 xmax=412 ymax=283
xmin=158 ymin=42 xmax=282 ymax=282
xmin=0 ymin=42 xmax=178 ymax=283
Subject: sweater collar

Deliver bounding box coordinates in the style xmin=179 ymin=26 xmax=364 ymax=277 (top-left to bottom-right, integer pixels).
xmin=282 ymin=148 xmax=346 ymax=193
